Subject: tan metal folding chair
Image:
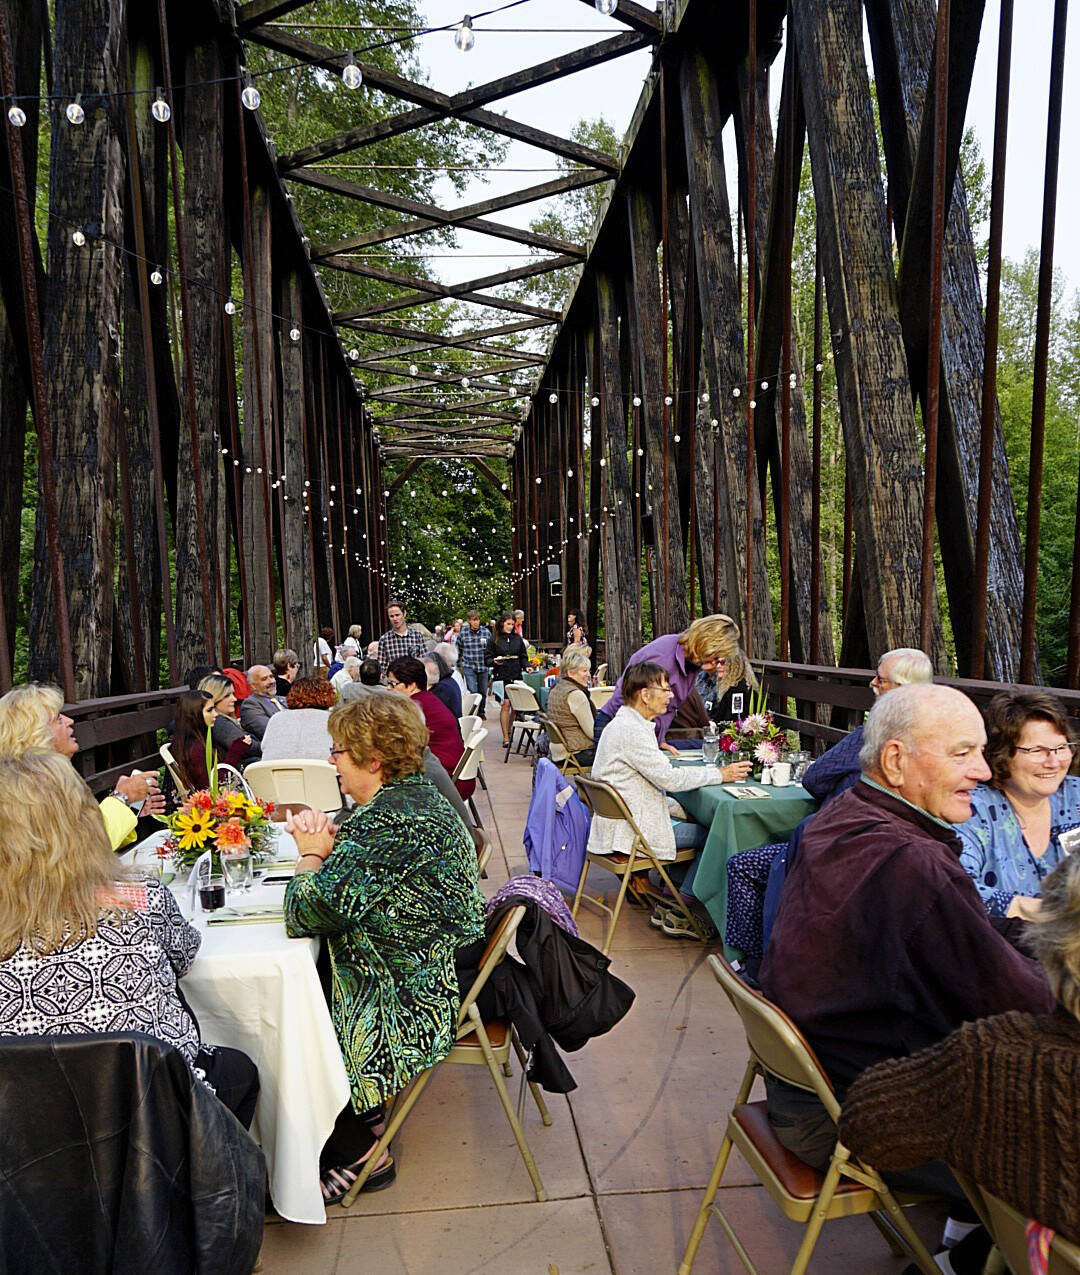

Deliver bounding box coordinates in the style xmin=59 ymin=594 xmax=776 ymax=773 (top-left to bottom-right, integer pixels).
xmin=243 ymin=758 xmax=343 ymax=813
xmin=340 ymin=905 xmax=551 ymax=1206
xmin=458 ymin=712 xmax=481 ymax=742
xmin=953 ymin=1171 xmax=1080 ymax=1274
xmin=537 ymin=712 xmax=588 ymax=777
xmin=571 ymin=774 xmax=708 ymax=955
xmin=678 ymin=954 xmax=940 ymax=1275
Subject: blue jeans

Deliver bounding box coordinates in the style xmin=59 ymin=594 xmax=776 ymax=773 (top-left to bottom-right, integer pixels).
xmin=462 ymin=665 xmax=487 ymax=718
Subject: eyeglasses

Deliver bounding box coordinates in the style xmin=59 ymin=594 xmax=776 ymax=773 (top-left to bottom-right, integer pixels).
xmin=871 ymin=672 xmax=896 ymax=689
xmin=1015 ymin=743 xmax=1075 ymax=761
xmin=329 ymin=748 xmax=348 ymax=759
xmin=386 ymin=677 xmax=402 ymax=689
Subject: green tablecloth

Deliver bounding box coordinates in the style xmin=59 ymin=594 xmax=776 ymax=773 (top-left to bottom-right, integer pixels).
xmin=673 ymin=770 xmax=817 ymax=959
xmin=522 ymin=671 xmax=546 ymax=696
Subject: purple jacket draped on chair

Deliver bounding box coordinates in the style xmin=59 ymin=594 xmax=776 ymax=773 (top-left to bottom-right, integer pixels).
xmin=524 ymin=758 xmax=591 ymax=893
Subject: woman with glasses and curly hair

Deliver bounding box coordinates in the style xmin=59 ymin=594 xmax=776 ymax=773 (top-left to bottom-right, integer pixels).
xmin=283 ymin=690 xmax=486 ymax=1203
xmin=957 ymin=690 xmax=1080 ymax=921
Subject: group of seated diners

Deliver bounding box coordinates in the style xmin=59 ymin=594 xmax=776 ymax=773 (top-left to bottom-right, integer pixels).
xmin=0 ymin=682 xmax=491 ymax=1211
xmin=761 ymin=678 xmax=1080 ymax=1270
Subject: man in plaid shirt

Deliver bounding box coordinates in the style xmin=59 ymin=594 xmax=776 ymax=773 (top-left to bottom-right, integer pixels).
xmin=457 ymin=610 xmax=491 ymax=719
xmin=377 ymin=600 xmax=428 ymax=678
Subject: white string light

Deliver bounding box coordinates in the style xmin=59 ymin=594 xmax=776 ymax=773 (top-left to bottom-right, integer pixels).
xmin=151 ymin=89 xmax=171 ymax=123
xmin=65 ymin=96 xmax=84 ymax=125
xmin=454 ymin=15 xmax=476 ymax=51
xmin=342 ymin=54 xmax=363 ymax=89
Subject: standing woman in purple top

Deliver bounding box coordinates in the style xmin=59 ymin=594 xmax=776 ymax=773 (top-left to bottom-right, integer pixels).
xmin=593 ymin=615 xmax=741 ymax=752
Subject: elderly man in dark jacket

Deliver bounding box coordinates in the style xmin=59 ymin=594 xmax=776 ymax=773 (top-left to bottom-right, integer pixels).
xmin=759 ymin=684 xmax=1054 ymax=1194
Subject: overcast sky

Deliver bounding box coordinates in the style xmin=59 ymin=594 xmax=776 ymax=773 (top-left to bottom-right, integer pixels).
xmin=408 ymin=1 xmax=1077 ymax=308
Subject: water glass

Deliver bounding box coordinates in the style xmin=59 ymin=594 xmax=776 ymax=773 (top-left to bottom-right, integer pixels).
xmin=702 ymin=736 xmax=720 ymax=765
xmin=221 ymin=850 xmax=253 ymax=896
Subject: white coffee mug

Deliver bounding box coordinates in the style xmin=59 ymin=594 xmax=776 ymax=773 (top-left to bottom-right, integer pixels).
xmin=772 ymin=761 xmax=792 ymax=787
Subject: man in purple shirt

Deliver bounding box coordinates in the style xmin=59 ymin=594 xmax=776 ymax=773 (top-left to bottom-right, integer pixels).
xmin=593 ymin=615 xmax=739 ymax=750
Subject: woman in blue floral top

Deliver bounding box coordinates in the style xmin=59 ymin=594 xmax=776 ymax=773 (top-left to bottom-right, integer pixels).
xmin=956 ymin=691 xmax=1080 ymax=919
xmin=283 ymin=689 xmax=486 ymax=1204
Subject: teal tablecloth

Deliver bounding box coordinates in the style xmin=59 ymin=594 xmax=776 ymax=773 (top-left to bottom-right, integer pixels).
xmin=522 ymin=671 xmax=546 ymax=696
xmin=673 ymin=769 xmax=817 ymax=959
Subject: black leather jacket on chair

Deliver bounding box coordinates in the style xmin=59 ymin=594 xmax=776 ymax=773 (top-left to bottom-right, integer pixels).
xmin=0 ymin=1032 xmax=265 ymax=1275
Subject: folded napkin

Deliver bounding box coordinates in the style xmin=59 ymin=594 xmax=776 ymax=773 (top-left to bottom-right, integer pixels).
xmin=206 ymin=905 xmax=284 ymax=926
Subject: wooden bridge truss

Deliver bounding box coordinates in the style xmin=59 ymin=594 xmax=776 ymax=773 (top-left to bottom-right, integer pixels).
xmin=0 ymin=0 xmax=1073 ymax=701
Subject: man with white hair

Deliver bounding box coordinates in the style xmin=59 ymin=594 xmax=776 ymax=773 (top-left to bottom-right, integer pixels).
xmin=802 ymin=646 xmax=933 ymax=806
xmin=330 ymin=656 xmax=361 ymax=698
xmin=760 ymin=684 xmax=1053 ymax=1192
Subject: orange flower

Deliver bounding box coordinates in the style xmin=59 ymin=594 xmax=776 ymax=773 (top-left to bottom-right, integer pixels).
xmin=189 ymin=791 xmax=213 ymax=811
xmin=216 ymin=818 xmax=251 ymax=850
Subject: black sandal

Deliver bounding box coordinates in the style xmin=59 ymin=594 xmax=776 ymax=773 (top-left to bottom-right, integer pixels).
xmin=320 ymin=1151 xmax=396 ymax=1204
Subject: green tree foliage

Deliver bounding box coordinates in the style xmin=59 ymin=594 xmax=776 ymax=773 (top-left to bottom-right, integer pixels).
xmin=996 ymin=251 xmax=1080 ymax=680
xmin=383 ymin=458 xmax=512 ymax=626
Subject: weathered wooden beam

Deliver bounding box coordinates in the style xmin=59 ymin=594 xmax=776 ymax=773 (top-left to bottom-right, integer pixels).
xmin=751 ymin=36 xmax=836 ymax=666
xmin=316 ymin=208 xmax=584 ymax=261
xmin=235 ymin=0 xmax=314 ymax=28
xmin=281 ymin=272 xmax=316 ymax=654
xmin=324 ymin=253 xmax=579 ymax=300
xmin=573 ymin=0 xmax=663 ymax=37
xmin=679 ymin=46 xmax=774 ymax=652
xmin=626 ymin=184 xmax=689 ymax=631
xmin=336 ymin=286 xmax=559 ymax=323
xmin=353 ymin=342 xmax=545 ymax=369
xmin=29 ymin=0 xmax=125 ymax=696
xmin=791 ymin=0 xmax=928 ymax=656
xmin=386 ymin=458 xmax=423 ymax=498
xmin=293 ymin=166 xmax=607 ymax=235
xmin=867 ymin=0 xmax=1025 ymax=679
xmin=361 ymin=359 xmax=536 ymax=391
xmin=467 ymin=457 xmax=510 ymax=499
xmin=594 ymin=271 xmax=640 ymax=675
xmin=339 ymin=316 xmax=550 ymax=344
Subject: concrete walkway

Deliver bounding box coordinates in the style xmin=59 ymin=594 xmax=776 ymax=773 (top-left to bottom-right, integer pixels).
xmin=257 ymin=732 xmax=946 ymax=1274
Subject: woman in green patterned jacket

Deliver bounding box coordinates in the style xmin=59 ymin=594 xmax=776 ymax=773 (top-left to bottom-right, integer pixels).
xmin=283 ymin=688 xmax=486 ymax=1204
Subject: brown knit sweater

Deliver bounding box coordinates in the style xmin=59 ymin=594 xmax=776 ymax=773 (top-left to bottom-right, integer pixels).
xmin=839 ymin=1008 xmax=1080 ymax=1243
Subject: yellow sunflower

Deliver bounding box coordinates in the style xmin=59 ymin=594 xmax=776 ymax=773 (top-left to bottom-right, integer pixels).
xmin=225 ymin=792 xmax=248 ymax=810
xmin=173 ymin=808 xmax=216 ymax=851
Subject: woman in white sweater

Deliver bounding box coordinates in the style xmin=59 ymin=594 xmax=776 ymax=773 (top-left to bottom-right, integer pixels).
xmin=588 ymin=662 xmax=751 ymax=933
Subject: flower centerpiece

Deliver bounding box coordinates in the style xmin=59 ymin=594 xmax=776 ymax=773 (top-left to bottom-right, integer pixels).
xmin=157 ymin=733 xmax=275 ymax=873
xmin=718 ymin=683 xmax=797 ymax=778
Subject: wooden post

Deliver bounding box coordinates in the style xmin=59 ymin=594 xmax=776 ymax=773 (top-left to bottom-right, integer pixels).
xmin=679 ymin=47 xmax=774 ymax=653
xmin=29 ymin=0 xmax=127 ymax=697
xmin=281 ymin=271 xmax=316 ymax=653
xmin=792 ymin=0 xmax=928 ymax=656
xmin=626 ymin=185 xmax=689 ymax=633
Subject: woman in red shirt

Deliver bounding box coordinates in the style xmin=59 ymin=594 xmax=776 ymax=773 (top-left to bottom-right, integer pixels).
xmin=386 ymin=657 xmax=473 ymax=801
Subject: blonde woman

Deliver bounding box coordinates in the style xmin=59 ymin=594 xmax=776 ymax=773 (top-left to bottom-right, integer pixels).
xmin=0 ymin=683 xmax=164 ymax=850
xmin=696 ymin=644 xmax=760 ymax=725
xmin=592 ymin=614 xmax=742 ymax=753
xmin=0 ymin=750 xmax=258 ymax=1125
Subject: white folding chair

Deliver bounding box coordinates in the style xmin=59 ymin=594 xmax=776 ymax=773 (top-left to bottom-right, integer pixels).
xmin=459 ymin=713 xmax=481 ymax=742
xmin=452 ymin=726 xmax=489 ymax=825
xmin=503 ymin=682 xmax=542 ymax=760
xmin=243 ymin=758 xmax=343 ymax=813
xmin=589 ymin=685 xmax=615 ymax=712
xmin=460 ymin=691 xmax=481 ymax=717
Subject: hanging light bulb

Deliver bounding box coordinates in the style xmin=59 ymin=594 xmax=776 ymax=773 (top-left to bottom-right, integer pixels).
xmin=224 ymin=297 xmax=238 ymax=315
xmin=595 ymin=0 xmax=618 ymax=12
xmin=150 ymin=267 xmax=163 ymax=285
xmin=454 ymin=15 xmax=475 ymax=52
xmin=673 ymin=433 xmax=681 ymax=443
xmin=241 ymin=75 xmax=261 ymax=111
xmin=700 ymin=390 xmax=710 ymax=403
xmin=664 ymin=394 xmax=673 ymax=406
xmin=151 ymin=89 xmax=171 ymax=123
xmin=461 ymin=375 xmax=471 ymax=388
xmin=750 ymin=399 xmax=757 ymax=410
xmin=567 ymin=468 xmax=574 ymax=478
xmin=342 ymin=53 xmax=363 ymax=90
xmin=7 ymin=104 xmax=26 ymax=128
xmin=632 ymin=395 xmax=641 ymax=407
xmin=65 ymin=96 xmax=85 ymax=125
xmin=71 ymin=229 xmax=86 ymax=247
xmin=289 ymin=326 xmax=301 ymax=342
xmin=349 ymin=348 xmax=359 ymax=361
xmin=761 ymin=380 xmax=769 ymax=390
xmin=815 ymin=362 xmax=823 ymax=373
xmin=408 ymin=363 xmax=418 ymax=376
xmin=548 ymin=392 xmax=557 ymax=404
xmin=591 ymin=395 xmax=600 ymax=407
xmin=732 ymin=386 xmax=741 ymax=398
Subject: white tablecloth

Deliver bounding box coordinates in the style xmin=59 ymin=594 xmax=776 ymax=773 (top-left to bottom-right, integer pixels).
xmin=131 ymin=830 xmax=349 ymax=1224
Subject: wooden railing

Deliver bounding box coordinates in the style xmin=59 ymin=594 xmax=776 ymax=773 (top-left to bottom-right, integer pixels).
xmin=65 ymin=686 xmax=186 ymax=793
xmin=760 ymin=661 xmax=1080 ymax=753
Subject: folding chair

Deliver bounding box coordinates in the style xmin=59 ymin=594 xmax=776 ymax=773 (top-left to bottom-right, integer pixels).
xmin=953 ymin=1172 xmax=1080 ymax=1274
xmin=588 ymin=685 xmax=615 ymax=712
xmin=537 ymin=712 xmax=588 ymax=777
xmin=452 ymin=726 xmax=488 ymax=826
xmin=243 ymin=758 xmax=343 ymax=813
xmin=159 ymin=743 xmax=190 ymax=800
xmin=459 ymin=712 xmax=481 ymax=742
xmin=503 ymin=682 xmax=542 ymax=760
xmin=678 ymin=955 xmax=940 ymax=1275
xmin=594 ymin=663 xmax=608 ymax=684
xmin=340 ymin=905 xmax=551 ymax=1206
xmin=472 ymin=825 xmax=493 ymax=877
xmin=460 ymin=691 xmax=481 ymax=718
xmin=571 ymin=774 xmax=708 ymax=955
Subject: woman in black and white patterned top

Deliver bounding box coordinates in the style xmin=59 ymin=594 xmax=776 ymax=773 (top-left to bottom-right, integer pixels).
xmin=0 ymin=750 xmax=259 ymax=1127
